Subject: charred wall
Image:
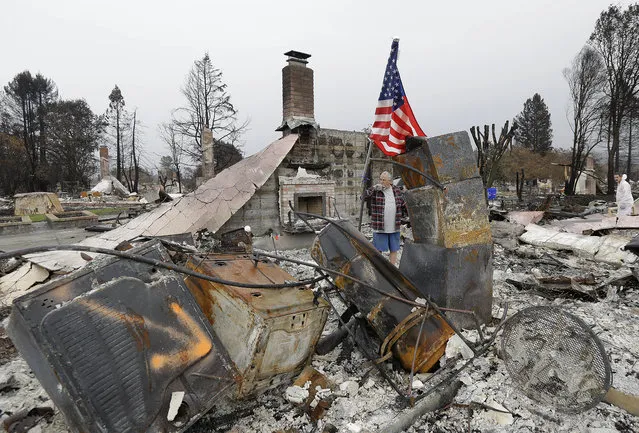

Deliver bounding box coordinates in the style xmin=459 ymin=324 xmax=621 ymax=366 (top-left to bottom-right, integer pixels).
xmin=218 ymin=128 xmax=392 ymax=236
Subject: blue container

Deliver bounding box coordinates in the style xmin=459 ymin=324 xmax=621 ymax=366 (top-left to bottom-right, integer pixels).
xmin=487 ymin=187 xmax=497 ymax=200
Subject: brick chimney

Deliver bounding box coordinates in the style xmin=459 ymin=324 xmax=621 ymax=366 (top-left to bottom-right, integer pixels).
xmin=280 ymin=50 xmax=315 ymax=128
xmin=99 ymin=146 xmax=109 ymax=180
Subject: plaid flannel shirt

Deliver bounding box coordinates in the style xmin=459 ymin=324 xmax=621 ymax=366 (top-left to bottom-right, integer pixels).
xmin=364 ymin=185 xmax=407 ymax=232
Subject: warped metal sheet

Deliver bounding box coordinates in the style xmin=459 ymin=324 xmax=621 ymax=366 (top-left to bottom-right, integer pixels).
xmin=311 ymin=221 xmax=453 ymax=373
xmin=399 ymin=242 xmax=493 ymax=328
xmin=403 ymin=178 xmax=492 ymax=248
xmin=8 ymin=241 xmax=237 ymax=433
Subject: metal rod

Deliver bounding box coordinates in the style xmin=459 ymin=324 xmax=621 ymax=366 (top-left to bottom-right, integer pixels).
xmin=0 ymin=245 xmax=328 ymax=289
xmin=329 ymin=196 xmax=341 ymax=219
xmin=369 ymin=157 xmax=445 ymax=190
xmin=317 ymin=286 xmax=408 ymax=399
xmin=358 ymin=139 xmax=374 ymax=231
xmin=409 ymin=311 xmax=427 ymax=400
xmin=289 ymin=200 xmax=316 ymax=232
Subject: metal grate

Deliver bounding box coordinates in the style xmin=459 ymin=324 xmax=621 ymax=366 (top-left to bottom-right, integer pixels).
xmin=501 ymin=306 xmax=612 ymax=413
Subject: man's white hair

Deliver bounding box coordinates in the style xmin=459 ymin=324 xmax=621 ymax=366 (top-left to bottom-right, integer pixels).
xmin=380 ymin=171 xmax=392 ymax=181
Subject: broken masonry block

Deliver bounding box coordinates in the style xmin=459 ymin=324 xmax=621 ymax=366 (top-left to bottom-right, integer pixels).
xmin=7 ymin=240 xmax=237 ymax=433
xmin=184 ymin=254 xmax=329 ymax=398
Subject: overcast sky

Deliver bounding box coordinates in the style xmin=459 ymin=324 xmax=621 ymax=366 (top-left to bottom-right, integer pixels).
xmin=2 ymin=0 xmax=635 ymax=169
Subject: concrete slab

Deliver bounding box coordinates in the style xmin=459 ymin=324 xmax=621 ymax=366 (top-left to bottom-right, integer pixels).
xmin=14 ymin=192 xmax=63 ymax=215
xmin=506 ymin=211 xmax=544 ymax=226
xmin=520 ymin=224 xmax=637 ymax=267
xmin=0 ymin=262 xmax=49 ymax=303
xmin=594 ymin=235 xmax=638 ymax=266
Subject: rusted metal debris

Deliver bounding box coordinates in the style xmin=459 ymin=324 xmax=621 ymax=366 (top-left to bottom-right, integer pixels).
xmin=183 ymin=254 xmax=329 ymax=398
xmin=2 ymin=406 xmax=55 ymax=433
xmin=394 ymin=133 xmax=493 ymax=328
xmin=7 ymin=241 xmax=238 ymax=433
xmin=312 ymin=220 xmax=454 ymax=374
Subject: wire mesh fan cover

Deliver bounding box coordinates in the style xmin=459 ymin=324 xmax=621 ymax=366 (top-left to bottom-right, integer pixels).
xmin=501 ymin=306 xmax=612 ymax=413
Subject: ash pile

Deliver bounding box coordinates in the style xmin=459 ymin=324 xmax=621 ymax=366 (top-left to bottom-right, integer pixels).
xmin=1 ymin=132 xmax=639 ymax=433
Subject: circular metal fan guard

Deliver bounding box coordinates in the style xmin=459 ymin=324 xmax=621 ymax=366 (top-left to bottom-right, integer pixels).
xmin=501 ymin=306 xmax=612 ymax=413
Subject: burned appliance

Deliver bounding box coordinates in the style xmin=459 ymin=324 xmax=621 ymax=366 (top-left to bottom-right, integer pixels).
xmin=184 ymin=254 xmax=329 ymax=398
xmin=7 ymin=241 xmax=237 ymax=433
xmin=395 ymin=132 xmax=493 ymax=328
xmin=311 ymin=220 xmax=454 ymax=373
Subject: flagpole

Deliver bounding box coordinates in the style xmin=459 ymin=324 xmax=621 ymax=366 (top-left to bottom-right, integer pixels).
xmin=357 ymin=138 xmax=374 ymax=231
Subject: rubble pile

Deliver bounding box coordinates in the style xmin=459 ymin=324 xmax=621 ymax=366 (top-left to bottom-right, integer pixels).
xmin=1 ymin=131 xmax=638 ymax=433
xmin=2 ymin=222 xmax=638 ymax=432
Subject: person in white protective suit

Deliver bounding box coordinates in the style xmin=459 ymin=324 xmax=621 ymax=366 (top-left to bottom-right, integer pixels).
xmin=614 ymin=173 xmax=634 ymax=216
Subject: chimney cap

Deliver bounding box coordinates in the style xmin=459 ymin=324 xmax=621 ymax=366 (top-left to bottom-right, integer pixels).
xmin=284 ymin=50 xmax=311 ymax=60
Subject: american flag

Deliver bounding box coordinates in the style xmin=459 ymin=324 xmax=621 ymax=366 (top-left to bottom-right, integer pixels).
xmin=370 ymin=39 xmax=425 ymax=156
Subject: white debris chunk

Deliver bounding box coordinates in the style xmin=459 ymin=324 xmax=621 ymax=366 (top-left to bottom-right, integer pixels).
xmin=363 ymin=378 xmax=375 ymax=389
xmin=309 ymin=386 xmax=332 ymax=409
xmin=483 ymin=400 xmax=514 ymax=425
xmin=167 ymin=391 xmax=185 ymax=421
xmin=410 ymin=297 xmax=427 ymax=313
xmin=445 ymin=334 xmax=474 ymax=361
xmin=411 ymin=379 xmax=425 ymax=389
xmin=285 ymin=385 xmax=309 ymax=404
xmin=346 ymin=423 xmax=362 ymax=432
xmin=339 ymin=380 xmax=359 ymax=397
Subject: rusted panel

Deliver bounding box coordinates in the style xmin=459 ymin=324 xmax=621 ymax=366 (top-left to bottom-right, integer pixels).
xmin=7 ymin=241 xmax=237 ymax=433
xmin=311 ymin=221 xmax=453 ymax=373
xmin=393 ymin=131 xmax=493 ymax=328
xmin=403 ymin=178 xmax=492 ymax=248
xmin=399 ymin=243 xmax=493 ymax=328
xmin=398 ymin=133 xmax=479 ymax=186
xmin=184 ymin=255 xmax=329 ymax=398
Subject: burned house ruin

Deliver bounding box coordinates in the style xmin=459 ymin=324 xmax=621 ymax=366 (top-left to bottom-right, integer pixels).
xmin=220 ymin=50 xmax=391 ymax=235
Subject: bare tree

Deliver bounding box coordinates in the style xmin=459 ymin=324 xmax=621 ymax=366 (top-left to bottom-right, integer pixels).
xmin=172 ymin=53 xmax=247 ymax=163
xmin=159 ymin=122 xmax=185 ymax=193
xmin=3 ymin=71 xmax=58 ymax=191
xmin=470 ymin=121 xmax=518 ymax=188
xmin=563 ymin=46 xmax=606 ymax=195
xmin=589 ymin=4 xmax=639 ymax=193
xmin=121 ymin=110 xmax=143 ymax=193
xmin=626 ymin=97 xmax=639 ymax=176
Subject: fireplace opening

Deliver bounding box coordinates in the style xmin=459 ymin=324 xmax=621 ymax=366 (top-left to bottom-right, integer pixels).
xmin=295 ymin=193 xmax=325 ymax=216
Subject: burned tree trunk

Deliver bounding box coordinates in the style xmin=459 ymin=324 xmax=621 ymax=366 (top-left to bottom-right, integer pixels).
xmin=516 ymin=169 xmax=525 ymax=201
xmin=470 ymin=121 xmax=518 ymax=188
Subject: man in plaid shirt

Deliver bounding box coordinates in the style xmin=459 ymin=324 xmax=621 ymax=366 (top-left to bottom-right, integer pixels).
xmin=364 ymin=171 xmax=407 ymax=266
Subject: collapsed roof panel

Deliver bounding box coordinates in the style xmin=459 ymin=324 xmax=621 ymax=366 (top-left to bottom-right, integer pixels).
xmin=24 ymin=134 xmax=299 ymax=272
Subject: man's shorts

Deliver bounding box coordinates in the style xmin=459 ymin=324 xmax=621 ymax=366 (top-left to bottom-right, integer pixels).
xmin=373 ymin=232 xmax=401 ymax=253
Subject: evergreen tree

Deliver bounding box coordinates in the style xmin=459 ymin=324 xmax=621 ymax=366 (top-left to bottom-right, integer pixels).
xmin=107 ymin=85 xmax=125 ymax=182
xmin=172 ymin=53 xmax=247 ymax=163
xmin=514 ymin=93 xmax=553 ymax=154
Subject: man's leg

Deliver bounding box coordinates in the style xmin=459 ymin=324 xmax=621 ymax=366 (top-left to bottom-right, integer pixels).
xmin=388 ymin=232 xmax=401 ymax=266
xmin=372 ymin=232 xmax=390 ymax=254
